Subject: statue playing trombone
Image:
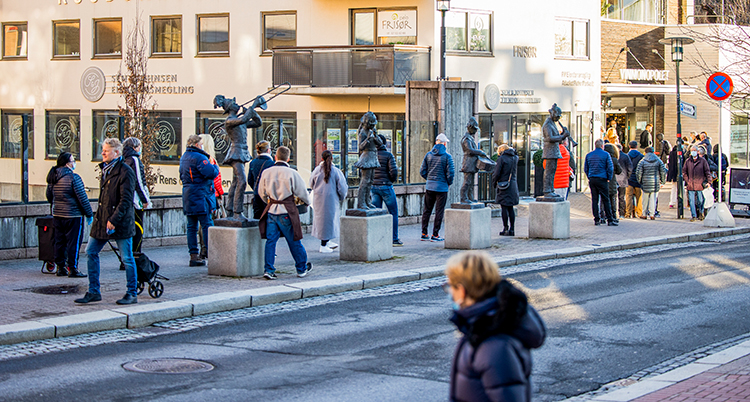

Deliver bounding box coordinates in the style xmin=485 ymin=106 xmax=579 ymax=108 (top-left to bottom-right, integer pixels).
xmin=213 ymin=95 xmax=263 ymax=221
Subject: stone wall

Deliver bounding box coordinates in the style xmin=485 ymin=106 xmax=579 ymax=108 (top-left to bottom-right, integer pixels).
xmin=0 ymin=185 xmax=428 ymax=260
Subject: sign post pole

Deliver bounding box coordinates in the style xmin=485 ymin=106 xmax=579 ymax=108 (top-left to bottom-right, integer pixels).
xmin=703 ymin=72 xmax=735 ymax=227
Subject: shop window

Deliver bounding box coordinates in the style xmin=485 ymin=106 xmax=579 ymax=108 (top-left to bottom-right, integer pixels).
xmin=53 ymin=20 xmax=80 ymax=58
xmin=92 ymin=110 xmax=121 ymax=162
xmin=1 ymin=110 xmax=34 ymax=159
xmin=152 ymin=111 xmax=182 ymax=163
xmin=312 ymin=113 xmax=405 ymax=187
xmin=555 ymin=18 xmax=589 ymax=60
xmin=46 ymin=111 xmax=80 ymax=160
xmin=3 ymin=22 xmax=28 ymax=59
xmin=445 ymin=10 xmax=491 ymax=54
xmin=254 ymin=112 xmax=297 ymax=167
xmin=93 ymin=19 xmax=122 ymax=58
xmin=196 ymin=111 xmax=230 ymax=163
xmin=151 ymin=16 xmax=182 ymax=56
xmin=263 ymin=12 xmax=296 ymax=53
xmin=197 ymin=14 xmax=229 ymax=56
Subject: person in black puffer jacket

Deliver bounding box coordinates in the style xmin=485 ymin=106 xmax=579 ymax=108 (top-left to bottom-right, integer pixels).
xmin=46 ymin=152 xmax=93 ymax=277
xmin=371 ymin=134 xmax=401 ymax=246
xmin=122 ymin=137 xmax=151 ymax=256
xmin=446 ymin=251 xmax=546 ymax=402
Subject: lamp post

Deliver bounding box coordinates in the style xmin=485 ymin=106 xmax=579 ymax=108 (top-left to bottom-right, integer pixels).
xmin=658 ymin=36 xmax=694 ymax=219
xmin=437 ymin=0 xmax=450 ymax=80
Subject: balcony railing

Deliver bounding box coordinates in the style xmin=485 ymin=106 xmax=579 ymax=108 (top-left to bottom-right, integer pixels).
xmin=272 ymin=45 xmax=431 ymax=88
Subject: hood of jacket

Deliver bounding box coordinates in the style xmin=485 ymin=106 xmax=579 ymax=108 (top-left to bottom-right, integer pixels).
xmin=47 ymin=166 xmax=73 ymax=185
xmin=185 ymin=145 xmax=210 ymax=158
xmin=628 ymin=149 xmax=643 ymax=159
xmin=502 ymin=148 xmax=517 ymax=157
xmin=450 ymin=280 xmax=545 ymax=349
xmin=641 ymin=152 xmax=660 ymax=165
xmin=431 ymin=143 xmax=448 ymax=156
xmin=122 ymin=145 xmax=141 ymax=159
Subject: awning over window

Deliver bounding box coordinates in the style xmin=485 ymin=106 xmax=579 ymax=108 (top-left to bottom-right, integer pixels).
xmin=601 ymin=83 xmax=696 ymax=95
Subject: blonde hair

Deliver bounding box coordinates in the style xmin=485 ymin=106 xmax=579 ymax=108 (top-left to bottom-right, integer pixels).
xmin=199 ymin=134 xmax=216 ymax=160
xmin=497 ymin=143 xmax=509 ymax=154
xmin=445 ymin=251 xmax=501 ymax=302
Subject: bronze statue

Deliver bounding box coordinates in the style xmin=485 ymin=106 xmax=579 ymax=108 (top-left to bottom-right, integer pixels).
xmin=540 ymin=103 xmax=570 ymax=201
xmin=353 ymin=112 xmax=382 ymax=210
xmin=213 ymin=95 xmax=262 ymax=220
xmin=459 ymin=117 xmax=488 ymax=204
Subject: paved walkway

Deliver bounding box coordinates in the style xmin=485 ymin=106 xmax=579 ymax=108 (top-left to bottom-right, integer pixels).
xmin=1 ymin=187 xmax=747 ymax=328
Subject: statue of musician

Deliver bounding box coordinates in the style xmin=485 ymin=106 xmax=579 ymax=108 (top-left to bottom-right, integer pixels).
xmin=213 ymin=95 xmax=263 ymax=221
xmin=459 ymin=117 xmax=488 ymax=204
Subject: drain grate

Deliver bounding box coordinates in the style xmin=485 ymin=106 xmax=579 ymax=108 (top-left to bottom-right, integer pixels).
xmin=26 ymin=284 xmax=82 ymax=295
xmin=122 ymin=358 xmax=215 ymax=374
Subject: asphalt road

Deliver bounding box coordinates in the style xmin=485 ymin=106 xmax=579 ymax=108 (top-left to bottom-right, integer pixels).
xmin=1 ymin=239 xmax=750 ymax=402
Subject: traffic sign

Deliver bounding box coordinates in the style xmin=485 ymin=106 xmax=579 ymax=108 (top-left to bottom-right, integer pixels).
xmin=706 ymin=72 xmax=733 ymax=101
xmin=680 ymin=101 xmax=697 ymax=118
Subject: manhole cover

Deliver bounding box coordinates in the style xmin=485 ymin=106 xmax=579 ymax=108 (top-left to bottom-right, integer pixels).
xmin=122 ymin=359 xmax=215 ymax=374
xmin=27 ymin=285 xmax=81 ymax=295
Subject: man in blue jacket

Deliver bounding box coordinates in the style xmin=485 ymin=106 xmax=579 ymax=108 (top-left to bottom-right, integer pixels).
xmin=420 ymin=133 xmax=455 ymax=241
xmin=584 ymin=139 xmax=616 ymax=226
xmin=179 ymin=134 xmax=220 ymax=266
xmin=626 ymin=140 xmax=644 ymax=218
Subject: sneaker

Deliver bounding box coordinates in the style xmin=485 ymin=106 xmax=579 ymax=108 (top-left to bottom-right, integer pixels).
xmin=421 ymin=234 xmax=430 ymax=241
xmin=74 ymin=292 xmax=102 ymax=304
xmin=297 ymin=262 xmax=313 ymax=278
xmin=327 ymin=241 xmax=338 ymax=249
xmin=654 ymin=211 xmax=661 ymax=217
xmin=393 ymin=239 xmax=404 ymax=247
xmin=608 ymin=221 xmax=619 ymax=226
xmin=319 ymin=245 xmax=334 ymax=253
xmin=263 ymin=272 xmax=277 ymax=280
xmin=690 ymin=217 xmax=697 ymax=222
xmin=650 ymin=216 xmax=655 ymax=220
xmin=594 ymin=221 xmax=602 ymax=226
xmin=430 ymin=235 xmax=445 ymax=242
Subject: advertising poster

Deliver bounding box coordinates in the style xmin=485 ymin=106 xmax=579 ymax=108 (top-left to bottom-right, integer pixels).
xmin=332 ymin=154 xmax=342 ymax=169
xmin=326 ymin=128 xmax=340 ymax=152
xmin=396 ymin=129 xmax=403 ymax=155
xmin=348 ymin=129 xmax=358 ymax=152
xmin=348 ymin=154 xmax=359 ymax=178
xmin=378 ymin=129 xmax=392 ymax=152
xmin=729 ymin=168 xmax=750 ymax=205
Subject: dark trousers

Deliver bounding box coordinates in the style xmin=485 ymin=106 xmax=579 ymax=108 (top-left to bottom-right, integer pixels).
xmin=252 ymin=194 xmax=267 ymax=220
xmin=501 ymin=205 xmax=515 ymax=230
xmin=599 ymin=191 xmax=618 ymax=221
xmin=590 ymin=178 xmax=613 ymax=223
xmin=617 ymin=186 xmax=627 ymax=217
xmin=133 ymin=208 xmax=144 ymax=254
xmin=53 ymin=216 xmax=85 ymax=269
xmin=421 ymin=190 xmax=447 ymax=236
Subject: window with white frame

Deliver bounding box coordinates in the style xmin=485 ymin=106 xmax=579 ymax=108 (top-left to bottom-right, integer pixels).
xmin=555 ymin=18 xmax=589 ymax=60
xmin=445 ymin=10 xmax=491 ymax=54
xmin=604 ymin=0 xmax=665 ymax=24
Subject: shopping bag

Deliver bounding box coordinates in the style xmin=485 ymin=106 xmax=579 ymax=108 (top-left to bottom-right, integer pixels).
xmin=702 ymin=186 xmax=715 ymax=209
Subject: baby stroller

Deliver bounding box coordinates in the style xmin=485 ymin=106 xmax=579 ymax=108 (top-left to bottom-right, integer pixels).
xmin=109 ymin=241 xmax=168 ymax=298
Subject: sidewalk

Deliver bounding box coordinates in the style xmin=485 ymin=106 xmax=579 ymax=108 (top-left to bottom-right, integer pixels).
xmin=567 ymin=335 xmax=750 ymax=402
xmin=0 ymin=187 xmax=748 ymax=345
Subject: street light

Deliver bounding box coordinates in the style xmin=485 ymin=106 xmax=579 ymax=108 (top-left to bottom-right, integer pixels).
xmin=437 ymin=0 xmax=450 ymax=80
xmin=658 ymin=36 xmax=694 ymax=219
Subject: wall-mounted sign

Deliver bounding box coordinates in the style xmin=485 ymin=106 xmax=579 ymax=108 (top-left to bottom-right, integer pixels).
xmin=484 ymin=84 xmax=500 ymax=110
xmin=378 ymin=10 xmax=417 ymax=38
xmin=619 ymin=69 xmax=670 ymax=81
xmin=513 ymin=46 xmax=537 ymax=58
xmin=80 ymin=66 xmax=106 ymax=102
xmin=561 ymin=71 xmax=595 ymax=87
xmin=107 ymin=73 xmax=195 ymax=95
xmin=680 ymin=101 xmax=697 ymax=119
xmin=499 ymin=89 xmax=540 ymax=104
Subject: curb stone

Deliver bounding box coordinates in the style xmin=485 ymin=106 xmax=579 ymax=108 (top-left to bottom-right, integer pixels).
xmin=0 ymin=226 xmax=749 ymax=346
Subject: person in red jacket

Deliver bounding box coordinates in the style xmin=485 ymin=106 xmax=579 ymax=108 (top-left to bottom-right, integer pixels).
xmin=683 ymin=145 xmax=712 ymax=221
xmin=542 ymin=142 xmax=572 ymax=200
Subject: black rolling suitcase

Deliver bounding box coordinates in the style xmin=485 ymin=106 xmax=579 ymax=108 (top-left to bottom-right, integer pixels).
xmin=36 ymin=215 xmax=56 ymax=273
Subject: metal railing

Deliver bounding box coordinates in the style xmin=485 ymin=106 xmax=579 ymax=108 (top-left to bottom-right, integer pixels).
xmin=273 ymin=45 xmax=431 ymax=87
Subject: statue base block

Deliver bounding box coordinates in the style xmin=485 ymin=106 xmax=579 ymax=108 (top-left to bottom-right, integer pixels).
xmin=207 ymin=226 xmax=264 ymax=277
xmin=345 ymin=208 xmax=388 ymax=217
xmin=529 ymin=201 xmax=570 ymax=239
xmin=340 ymin=214 xmax=393 ymax=262
xmin=450 ymin=202 xmax=484 ymax=209
xmin=445 ymin=207 xmax=491 ymax=249
xmin=214 ymin=217 xmax=259 ymax=228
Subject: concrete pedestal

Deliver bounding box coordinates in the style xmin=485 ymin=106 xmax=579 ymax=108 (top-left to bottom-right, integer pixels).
xmin=528 ymin=201 xmax=570 ymax=239
xmin=340 ymin=214 xmax=392 ymax=262
xmin=207 ymin=226 xmax=264 ymax=277
xmin=444 ymin=207 xmax=491 ymax=249
xmin=703 ymin=202 xmax=736 ymax=228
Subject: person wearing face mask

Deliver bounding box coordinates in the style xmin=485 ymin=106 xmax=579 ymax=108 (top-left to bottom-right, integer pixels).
xmin=445 ymin=251 xmax=546 ymax=402
xmin=179 ymin=134 xmax=220 ymax=266
xmin=46 ymin=152 xmax=93 ymax=278
xmin=683 ymin=145 xmax=712 ymax=221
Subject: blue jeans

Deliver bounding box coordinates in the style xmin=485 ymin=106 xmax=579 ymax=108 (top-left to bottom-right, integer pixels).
xmin=86 ymin=237 xmax=137 ymax=296
xmin=186 ymin=213 xmax=213 ymax=255
xmin=371 ymin=185 xmax=399 ymax=241
xmin=688 ymin=190 xmax=705 ymax=218
xmin=264 ymin=213 xmax=307 ymax=275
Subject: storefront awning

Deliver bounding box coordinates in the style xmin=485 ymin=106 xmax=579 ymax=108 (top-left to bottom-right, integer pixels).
xmin=601 ymin=83 xmax=697 ymax=95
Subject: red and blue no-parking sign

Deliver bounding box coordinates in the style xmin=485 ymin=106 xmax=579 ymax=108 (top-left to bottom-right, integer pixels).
xmin=706 ymin=72 xmax=733 ymax=101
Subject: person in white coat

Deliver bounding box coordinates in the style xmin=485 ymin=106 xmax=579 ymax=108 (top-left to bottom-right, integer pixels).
xmin=310 ymin=150 xmax=349 ymax=253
